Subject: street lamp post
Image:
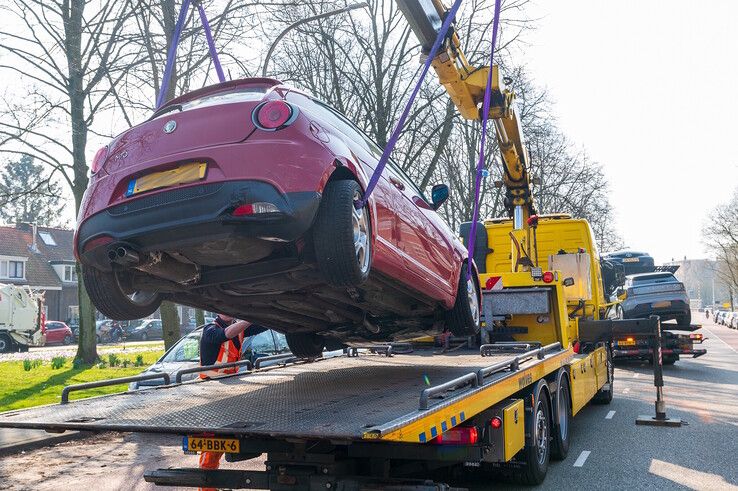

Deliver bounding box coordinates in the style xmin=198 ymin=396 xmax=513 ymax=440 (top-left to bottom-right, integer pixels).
xmin=261 ymin=3 xmax=368 ymax=78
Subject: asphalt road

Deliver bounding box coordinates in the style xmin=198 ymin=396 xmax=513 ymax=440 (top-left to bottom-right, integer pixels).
xmin=0 ymin=312 xmax=736 ymax=490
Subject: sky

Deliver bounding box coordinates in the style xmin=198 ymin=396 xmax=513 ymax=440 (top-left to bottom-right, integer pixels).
xmin=512 ymin=0 xmax=738 ymax=264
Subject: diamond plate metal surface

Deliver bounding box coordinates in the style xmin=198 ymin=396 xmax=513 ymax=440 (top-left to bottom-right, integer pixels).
xmin=0 ymin=352 xmax=519 ymax=440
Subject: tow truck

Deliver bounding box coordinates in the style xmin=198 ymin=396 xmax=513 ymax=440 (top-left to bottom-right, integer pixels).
xmin=0 ymin=1 xmax=662 ymax=489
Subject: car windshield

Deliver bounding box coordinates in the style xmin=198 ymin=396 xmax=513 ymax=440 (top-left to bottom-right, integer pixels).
xmin=161 ymin=331 xmax=201 ymax=363
xmin=631 ymin=273 xmax=676 ymax=284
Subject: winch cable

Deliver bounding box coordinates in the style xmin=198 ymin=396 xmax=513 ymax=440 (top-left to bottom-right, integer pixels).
xmin=354 ymin=0 xmax=464 ymax=209
xmin=465 ymin=0 xmax=502 ymax=280
xmin=155 ymin=0 xmax=226 ymax=109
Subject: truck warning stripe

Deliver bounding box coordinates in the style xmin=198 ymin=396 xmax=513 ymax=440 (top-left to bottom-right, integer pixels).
xmin=417 ymin=411 xmax=467 ymax=443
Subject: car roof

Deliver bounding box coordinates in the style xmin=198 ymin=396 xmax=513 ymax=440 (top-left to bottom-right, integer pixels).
xmin=625 ymin=272 xmax=675 ymax=279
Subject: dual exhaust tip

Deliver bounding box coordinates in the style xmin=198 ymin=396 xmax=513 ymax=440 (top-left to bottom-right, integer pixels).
xmin=108 ymin=246 xmax=139 ymax=265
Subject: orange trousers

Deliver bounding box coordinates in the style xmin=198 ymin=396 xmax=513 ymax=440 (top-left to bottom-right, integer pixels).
xmin=198 ymin=451 xmax=223 ymax=491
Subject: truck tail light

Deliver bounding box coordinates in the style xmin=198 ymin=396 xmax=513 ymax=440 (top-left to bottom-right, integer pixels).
xmin=490 ymin=416 xmax=502 ymax=430
xmin=232 ymin=202 xmax=279 ymax=216
xmin=434 ymin=427 xmax=478 ymax=445
xmin=542 ymin=271 xmax=554 ymax=283
xmin=90 ymin=146 xmax=108 ymax=174
xmin=252 ymin=101 xmax=297 ymax=130
xmin=690 ymin=333 xmax=703 ymax=341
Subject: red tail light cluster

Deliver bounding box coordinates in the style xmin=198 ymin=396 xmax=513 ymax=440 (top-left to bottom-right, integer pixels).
xmin=542 ymin=271 xmax=555 ymax=283
xmin=90 ymin=146 xmax=108 ymax=174
xmin=252 ymin=100 xmax=297 ymax=131
xmin=433 ymin=427 xmax=478 ymax=445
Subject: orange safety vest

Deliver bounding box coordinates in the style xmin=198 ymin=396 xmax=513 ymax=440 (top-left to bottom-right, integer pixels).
xmin=199 ymin=331 xmax=245 ymax=379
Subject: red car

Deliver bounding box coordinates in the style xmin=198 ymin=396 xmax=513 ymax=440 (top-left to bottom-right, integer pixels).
xmin=75 ymin=78 xmax=480 ymax=356
xmin=44 ymin=321 xmax=73 ymax=345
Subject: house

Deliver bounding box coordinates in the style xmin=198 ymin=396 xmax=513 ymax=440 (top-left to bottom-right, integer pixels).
xmin=0 ymin=223 xmax=79 ymax=322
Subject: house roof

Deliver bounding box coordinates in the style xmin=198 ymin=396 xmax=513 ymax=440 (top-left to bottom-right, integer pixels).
xmin=0 ymin=224 xmax=75 ymax=289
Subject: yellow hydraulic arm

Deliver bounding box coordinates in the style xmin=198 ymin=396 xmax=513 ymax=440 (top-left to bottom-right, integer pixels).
xmin=396 ymin=0 xmax=536 ymax=270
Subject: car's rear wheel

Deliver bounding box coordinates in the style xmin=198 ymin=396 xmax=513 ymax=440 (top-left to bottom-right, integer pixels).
xmin=313 ymin=180 xmax=371 ymax=287
xmin=83 ymin=266 xmax=162 ymax=321
xmin=446 ymin=267 xmax=481 ymax=336
xmin=63 ymin=335 xmax=72 ymax=345
xmin=286 ymin=332 xmax=324 ymax=358
xmin=0 ymin=333 xmax=11 ymax=353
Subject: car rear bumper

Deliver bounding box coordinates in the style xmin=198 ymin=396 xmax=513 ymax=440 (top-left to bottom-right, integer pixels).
xmin=77 ymin=180 xmax=320 ymax=270
xmin=622 ymin=299 xmax=689 ymax=319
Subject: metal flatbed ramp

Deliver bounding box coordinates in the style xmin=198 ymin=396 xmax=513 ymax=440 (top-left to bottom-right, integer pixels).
xmin=0 ymin=346 xmax=568 ymax=444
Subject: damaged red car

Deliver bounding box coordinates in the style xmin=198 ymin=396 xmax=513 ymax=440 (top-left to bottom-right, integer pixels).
xmin=76 ymin=78 xmax=480 ymax=356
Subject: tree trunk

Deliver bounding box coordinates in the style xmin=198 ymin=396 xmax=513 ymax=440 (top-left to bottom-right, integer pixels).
xmin=195 ymin=308 xmax=205 ymax=326
xmin=75 ymin=264 xmax=98 ymax=364
xmin=160 ymin=301 xmax=181 ymax=350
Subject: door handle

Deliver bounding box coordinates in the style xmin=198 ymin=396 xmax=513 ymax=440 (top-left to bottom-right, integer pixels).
xmin=389 ymin=177 xmax=405 ymax=190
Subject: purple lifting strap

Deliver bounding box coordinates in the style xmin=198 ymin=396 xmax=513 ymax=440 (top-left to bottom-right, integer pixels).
xmin=466 ymin=0 xmax=503 ymax=279
xmin=355 ymin=0 xmax=464 ymax=209
xmin=155 ymin=0 xmax=226 ymax=110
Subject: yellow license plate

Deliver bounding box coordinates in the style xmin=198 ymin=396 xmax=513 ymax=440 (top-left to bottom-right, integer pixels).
xmin=622 ymin=258 xmax=639 ymax=263
xmin=652 ymin=301 xmax=671 ymax=308
xmin=126 ymin=162 xmax=206 ymax=197
xmin=183 ymin=436 xmax=240 ymax=453
xmin=618 ymin=339 xmax=636 ymax=346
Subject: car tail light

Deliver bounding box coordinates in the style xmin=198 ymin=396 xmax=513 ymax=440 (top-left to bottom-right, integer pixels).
xmin=90 ymin=146 xmax=108 ymax=174
xmin=542 ymin=271 xmax=554 ymax=283
xmin=232 ymin=202 xmax=280 ymax=216
xmin=690 ymin=333 xmax=703 ymax=341
xmin=252 ymin=100 xmax=297 ymax=130
xmin=434 ymin=427 xmax=478 ymax=445
xmin=490 ymin=417 xmax=503 ymax=430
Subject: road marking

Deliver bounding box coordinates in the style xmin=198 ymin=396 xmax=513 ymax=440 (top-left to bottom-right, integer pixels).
xmin=573 ymin=450 xmax=591 ymax=467
xmin=633 ymin=373 xmax=640 ymax=378
xmin=702 ymin=327 xmax=738 ymax=354
xmin=605 ymin=410 xmax=616 ymax=419
xmin=623 ymin=387 xmax=631 ymax=394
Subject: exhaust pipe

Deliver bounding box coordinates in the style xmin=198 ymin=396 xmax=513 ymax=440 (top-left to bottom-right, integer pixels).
xmin=109 ymin=245 xmax=140 ymax=266
xmin=108 ymin=245 xmax=199 ymax=285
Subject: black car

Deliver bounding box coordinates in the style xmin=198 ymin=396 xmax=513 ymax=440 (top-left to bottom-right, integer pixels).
xmin=602 ymin=250 xmax=655 ymax=275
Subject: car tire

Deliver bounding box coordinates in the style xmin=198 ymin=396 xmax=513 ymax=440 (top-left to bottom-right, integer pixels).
xmin=83 ymin=266 xmax=162 ymax=321
xmin=0 ymin=333 xmax=11 ymax=353
xmin=551 ymin=370 xmax=572 ymax=461
xmin=286 ymin=332 xmax=324 ymax=358
xmin=313 ymin=180 xmax=371 ymax=287
xmin=513 ymin=382 xmax=551 ymax=485
xmin=592 ymin=346 xmax=614 ymax=405
xmin=63 ymin=335 xmax=72 ymax=345
xmin=445 ymin=267 xmax=481 ymax=337
xmin=676 ymin=311 xmax=691 ymax=327
xmin=141 ymin=332 xmax=148 ymax=341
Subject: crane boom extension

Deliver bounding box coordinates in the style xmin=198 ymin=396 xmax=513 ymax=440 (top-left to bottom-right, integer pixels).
xmin=396 ymin=0 xmax=536 ymax=270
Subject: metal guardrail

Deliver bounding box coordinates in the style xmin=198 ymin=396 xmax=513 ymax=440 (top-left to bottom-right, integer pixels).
xmin=61 ymin=372 xmax=171 ymax=404
xmin=174 ymin=359 xmax=254 ymax=383
xmin=419 ymin=372 xmax=479 ymax=410
xmin=253 ymin=353 xmax=296 ymax=369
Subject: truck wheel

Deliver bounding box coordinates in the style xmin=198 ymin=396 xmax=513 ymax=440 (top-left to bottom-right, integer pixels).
xmin=445 ymin=268 xmax=481 ymax=336
xmin=676 ymin=311 xmax=691 ymax=327
xmin=514 ymin=382 xmax=552 ymax=485
xmin=593 ymin=347 xmax=614 ymax=405
xmin=286 ymin=332 xmax=324 ymax=358
xmin=83 ymin=266 xmax=162 ymax=321
xmin=551 ymin=370 xmax=572 ymax=460
xmin=313 ymin=180 xmax=371 ymax=287
xmin=0 ymin=333 xmax=11 ymax=353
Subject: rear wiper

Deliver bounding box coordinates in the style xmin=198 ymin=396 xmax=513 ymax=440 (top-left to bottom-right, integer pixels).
xmin=148 ymin=103 xmax=183 ymax=121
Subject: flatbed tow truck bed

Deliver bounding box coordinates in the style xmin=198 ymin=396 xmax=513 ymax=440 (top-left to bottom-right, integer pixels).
xmin=0 ymin=343 xmax=576 ymax=490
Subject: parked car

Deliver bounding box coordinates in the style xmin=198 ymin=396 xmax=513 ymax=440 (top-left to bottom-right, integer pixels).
xmin=728 ymin=312 xmax=738 ymax=329
xmin=44 ymin=321 xmax=73 ymax=345
xmin=126 ymin=319 xmax=163 ymax=341
xmin=75 ymin=78 xmax=481 ymax=357
xmin=716 ymin=311 xmax=728 ymax=325
xmin=613 ymin=272 xmax=690 ymax=326
xmin=128 ymin=327 xmax=289 ymax=389
xmin=96 ymin=320 xmax=125 ymax=343
xmin=602 ymin=250 xmax=655 ymax=275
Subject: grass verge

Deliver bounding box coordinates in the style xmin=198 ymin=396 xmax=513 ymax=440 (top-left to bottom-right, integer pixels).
xmin=0 ymin=350 xmax=164 ymax=412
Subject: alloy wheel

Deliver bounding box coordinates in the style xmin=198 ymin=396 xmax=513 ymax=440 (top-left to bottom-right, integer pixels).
xmin=352 ymin=190 xmax=370 ymax=274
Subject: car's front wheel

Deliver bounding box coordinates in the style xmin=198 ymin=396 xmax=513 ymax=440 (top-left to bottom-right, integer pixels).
xmin=313 ymin=180 xmax=371 ymax=287
xmin=83 ymin=266 xmax=162 ymax=321
xmin=446 ymin=267 xmax=481 ymax=337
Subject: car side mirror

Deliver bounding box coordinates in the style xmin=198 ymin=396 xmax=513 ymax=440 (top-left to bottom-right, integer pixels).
xmin=431 ymin=184 xmax=449 ymax=210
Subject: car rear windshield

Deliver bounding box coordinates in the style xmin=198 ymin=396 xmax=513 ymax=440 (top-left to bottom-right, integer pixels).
xmin=631 ymin=273 xmax=677 ymax=284
xmin=153 ymin=86 xmax=267 ymax=119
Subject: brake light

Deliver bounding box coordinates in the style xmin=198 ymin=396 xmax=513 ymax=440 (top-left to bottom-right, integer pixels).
xmin=690 ymin=333 xmax=703 ymax=340
xmin=232 ymin=202 xmax=279 ymax=216
xmin=490 ymin=416 xmax=502 ymax=430
xmin=542 ymin=271 xmax=554 ymax=283
xmin=90 ymin=146 xmax=108 ymax=174
xmin=434 ymin=427 xmax=478 ymax=445
xmin=626 ymin=337 xmax=634 ymax=343
xmin=253 ymin=100 xmax=296 ymax=130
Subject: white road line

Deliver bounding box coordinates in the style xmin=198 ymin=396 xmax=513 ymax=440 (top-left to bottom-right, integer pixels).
xmin=702 ymin=327 xmax=738 ymax=354
xmin=633 ymin=373 xmax=640 ymax=378
xmin=623 ymin=387 xmax=631 ymax=394
xmin=605 ymin=410 xmax=616 ymax=419
xmin=573 ymin=450 xmax=591 ymax=467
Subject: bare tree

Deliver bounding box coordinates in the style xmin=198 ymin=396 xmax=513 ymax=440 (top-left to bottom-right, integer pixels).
xmin=703 ymin=189 xmax=738 ymax=309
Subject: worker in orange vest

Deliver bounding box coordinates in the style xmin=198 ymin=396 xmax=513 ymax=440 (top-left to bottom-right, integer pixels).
xmin=197 ymin=313 xmax=255 ymax=486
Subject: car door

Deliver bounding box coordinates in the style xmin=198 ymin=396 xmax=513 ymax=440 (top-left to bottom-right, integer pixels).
xmin=45 ymin=323 xmax=60 ymax=343
xmin=153 ymin=320 xmax=163 ymax=338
